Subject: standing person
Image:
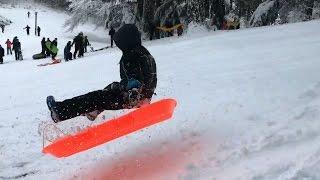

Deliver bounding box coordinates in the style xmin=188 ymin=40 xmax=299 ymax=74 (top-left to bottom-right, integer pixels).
xmin=5 ymin=39 xmax=12 ymax=55
xmin=45 ymin=38 xmax=51 ymax=57
xmin=41 ymin=37 xmax=46 ymax=54
xmin=12 ymin=37 xmax=20 ymax=60
xmin=27 ymin=11 xmax=31 ymax=18
xmin=46 ymin=24 xmax=157 ymax=123
xmin=64 ymin=41 xmax=72 ymax=61
xmin=37 ymin=26 xmax=41 ymax=37
xmin=13 ymin=39 xmax=22 ymax=61
xmin=109 ymin=27 xmax=116 ymax=48
xmin=72 ymin=32 xmax=84 ymax=59
xmin=84 ymin=36 xmax=90 ymax=53
xmin=23 ymin=25 xmax=31 ymax=35
xmin=51 ymin=38 xmax=58 ymax=60
xmin=0 ymin=25 xmax=4 ymax=33
xmin=0 ymin=45 xmax=4 ymax=64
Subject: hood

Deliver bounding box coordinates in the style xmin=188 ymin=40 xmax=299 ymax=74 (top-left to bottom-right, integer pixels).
xmin=114 ymin=24 xmax=141 ymax=51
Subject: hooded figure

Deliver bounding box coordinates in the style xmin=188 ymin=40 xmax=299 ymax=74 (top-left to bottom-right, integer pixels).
xmin=72 ymin=32 xmax=84 ymax=59
xmin=12 ymin=37 xmax=21 ymax=60
xmin=64 ymin=41 xmax=72 ymax=61
xmin=46 ymin=24 xmax=157 ymax=123
xmin=0 ymin=45 xmax=4 ymax=64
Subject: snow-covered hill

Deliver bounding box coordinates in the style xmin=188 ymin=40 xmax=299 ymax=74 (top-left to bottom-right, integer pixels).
xmin=1 ymin=4 xmax=320 ymax=180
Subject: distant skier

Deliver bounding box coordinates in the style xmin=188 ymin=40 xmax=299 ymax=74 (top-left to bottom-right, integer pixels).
xmin=0 ymin=45 xmax=4 ymax=64
xmin=72 ymin=32 xmax=84 ymax=59
xmin=51 ymin=38 xmax=58 ymax=60
xmin=0 ymin=25 xmax=4 ymax=33
xmin=46 ymin=24 xmax=157 ymax=122
xmin=37 ymin=26 xmax=41 ymax=37
xmin=5 ymin=39 xmax=12 ymax=55
xmin=84 ymin=36 xmax=90 ymax=53
xmin=41 ymin=37 xmax=46 ymax=54
xmin=64 ymin=41 xmax=72 ymax=61
xmin=23 ymin=25 xmax=31 ymax=35
xmin=27 ymin=11 xmax=30 ymax=18
xmin=109 ymin=27 xmax=115 ymax=48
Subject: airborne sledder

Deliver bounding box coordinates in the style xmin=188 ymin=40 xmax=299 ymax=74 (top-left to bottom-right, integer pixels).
xmin=46 ymin=24 xmax=157 ymax=123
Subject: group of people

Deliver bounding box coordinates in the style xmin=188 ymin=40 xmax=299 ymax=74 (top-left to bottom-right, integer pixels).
xmin=63 ymin=32 xmax=91 ymax=61
xmin=40 ymin=37 xmax=58 ymax=60
xmin=0 ymin=37 xmax=23 ymax=64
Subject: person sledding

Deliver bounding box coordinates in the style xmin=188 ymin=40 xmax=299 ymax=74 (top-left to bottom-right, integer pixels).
xmin=46 ymin=24 xmax=157 ymax=123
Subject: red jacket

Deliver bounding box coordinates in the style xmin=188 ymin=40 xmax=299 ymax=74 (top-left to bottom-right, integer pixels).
xmin=5 ymin=40 xmax=12 ymax=48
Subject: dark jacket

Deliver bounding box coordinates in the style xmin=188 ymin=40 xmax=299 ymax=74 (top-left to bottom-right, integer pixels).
xmin=24 ymin=26 xmax=30 ymax=31
xmin=0 ymin=46 xmax=4 ymax=57
xmin=72 ymin=35 xmax=83 ymax=49
xmin=84 ymin=37 xmax=90 ymax=46
xmin=12 ymin=38 xmax=20 ymax=51
xmin=41 ymin=38 xmax=46 ymax=48
xmin=114 ymin=24 xmax=157 ymax=99
xmin=51 ymin=40 xmax=57 ymax=47
xmin=64 ymin=42 xmax=72 ymax=57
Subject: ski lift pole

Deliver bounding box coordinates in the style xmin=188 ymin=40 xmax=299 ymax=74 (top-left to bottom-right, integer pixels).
xmin=35 ymin=12 xmax=38 ymax=36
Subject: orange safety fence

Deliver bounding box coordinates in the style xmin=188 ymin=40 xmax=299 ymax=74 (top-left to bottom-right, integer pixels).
xmin=156 ymin=24 xmax=183 ymax=32
xmin=42 ymin=98 xmax=177 ymax=158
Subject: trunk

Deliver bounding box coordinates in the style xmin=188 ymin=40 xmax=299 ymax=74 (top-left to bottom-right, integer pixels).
xmin=143 ymin=0 xmax=156 ymax=31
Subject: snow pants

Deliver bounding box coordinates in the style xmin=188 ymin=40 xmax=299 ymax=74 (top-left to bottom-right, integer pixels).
xmin=54 ymin=82 xmax=128 ymax=121
xmin=7 ymin=47 xmax=12 ymax=55
xmin=14 ymin=50 xmax=19 ymax=60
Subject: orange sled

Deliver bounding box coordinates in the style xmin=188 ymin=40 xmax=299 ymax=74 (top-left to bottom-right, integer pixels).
xmin=43 ymin=98 xmax=177 ymax=158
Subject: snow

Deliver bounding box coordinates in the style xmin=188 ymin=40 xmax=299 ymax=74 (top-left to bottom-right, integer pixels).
xmin=1 ymin=4 xmax=320 ymax=180
xmin=249 ymin=0 xmax=276 ymax=27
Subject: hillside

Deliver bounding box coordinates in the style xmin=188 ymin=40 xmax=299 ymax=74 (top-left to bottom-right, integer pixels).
xmin=1 ymin=5 xmax=320 ymax=180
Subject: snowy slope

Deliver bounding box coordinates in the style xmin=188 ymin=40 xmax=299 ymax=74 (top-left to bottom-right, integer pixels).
xmin=1 ymin=4 xmax=320 ymax=180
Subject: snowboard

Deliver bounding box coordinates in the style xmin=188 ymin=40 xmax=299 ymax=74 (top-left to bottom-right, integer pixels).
xmin=42 ymin=98 xmax=177 ymax=158
xmin=37 ymin=59 xmax=61 ymax=67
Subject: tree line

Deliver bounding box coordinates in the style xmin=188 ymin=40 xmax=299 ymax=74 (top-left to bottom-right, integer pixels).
xmin=5 ymin=0 xmax=320 ymax=32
